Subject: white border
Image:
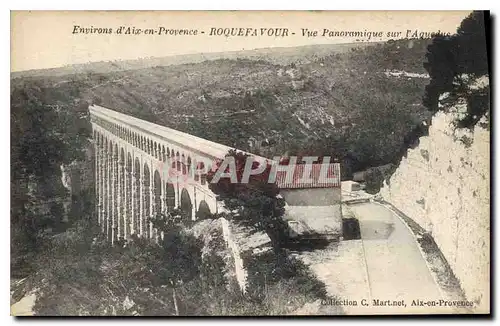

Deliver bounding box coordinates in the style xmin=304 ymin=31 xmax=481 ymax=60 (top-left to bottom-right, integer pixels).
xmin=3 ymin=2 xmax=497 ymax=326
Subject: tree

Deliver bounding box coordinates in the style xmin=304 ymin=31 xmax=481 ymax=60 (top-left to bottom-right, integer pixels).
xmin=11 ymin=80 xmax=92 ymax=265
xmin=148 ymin=209 xmax=203 ymax=315
xmin=423 ymin=11 xmax=490 ymax=129
xmin=206 ymin=150 xmax=289 ymax=253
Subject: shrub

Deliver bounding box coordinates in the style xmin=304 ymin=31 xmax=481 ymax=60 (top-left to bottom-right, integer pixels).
xmin=364 ymin=168 xmax=385 ymax=194
xmin=241 ymin=249 xmax=330 ymax=315
xmin=32 ymin=209 xmax=209 ymax=316
xmin=206 ymin=150 xmax=289 ymax=252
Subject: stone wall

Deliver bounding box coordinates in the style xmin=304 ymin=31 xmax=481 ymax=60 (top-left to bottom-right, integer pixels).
xmin=220 ymin=218 xmax=248 ymax=293
xmin=379 ymin=111 xmax=490 ymax=312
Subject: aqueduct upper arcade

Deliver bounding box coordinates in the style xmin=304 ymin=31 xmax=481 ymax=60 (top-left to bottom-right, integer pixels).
xmin=90 ymin=104 xmax=267 ymax=244
xmin=90 ymin=104 xmax=341 ymax=245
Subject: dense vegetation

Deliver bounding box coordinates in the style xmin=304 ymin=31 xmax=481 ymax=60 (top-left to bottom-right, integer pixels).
xmin=11 ymin=82 xmax=92 ymax=276
xmin=27 ymin=212 xmax=231 ymax=316
xmin=423 ymin=11 xmax=490 ymax=130
xmin=207 ymin=150 xmax=290 ymax=252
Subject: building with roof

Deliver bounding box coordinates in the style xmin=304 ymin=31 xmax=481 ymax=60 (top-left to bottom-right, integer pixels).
xmin=276 ymin=163 xmax=343 ymax=239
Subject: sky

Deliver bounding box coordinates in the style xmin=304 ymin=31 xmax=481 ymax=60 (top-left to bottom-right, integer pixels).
xmin=11 ymin=10 xmax=471 ymax=72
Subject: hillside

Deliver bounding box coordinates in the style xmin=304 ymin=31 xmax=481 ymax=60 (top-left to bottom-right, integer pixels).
xmin=11 ymin=38 xmax=432 ymax=177
xmin=11 ymin=43 xmax=374 ymax=78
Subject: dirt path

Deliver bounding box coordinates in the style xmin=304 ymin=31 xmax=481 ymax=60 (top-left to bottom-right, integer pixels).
xmin=294 ymin=201 xmax=460 ymax=315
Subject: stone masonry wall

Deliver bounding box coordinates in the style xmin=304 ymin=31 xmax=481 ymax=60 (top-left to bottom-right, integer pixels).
xmin=379 ymin=111 xmax=490 ymax=312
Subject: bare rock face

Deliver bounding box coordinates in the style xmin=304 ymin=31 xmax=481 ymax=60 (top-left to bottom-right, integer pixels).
xmin=379 ymin=110 xmax=490 ymax=312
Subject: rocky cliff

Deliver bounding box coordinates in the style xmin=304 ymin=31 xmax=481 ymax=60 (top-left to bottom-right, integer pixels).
xmin=379 ymin=108 xmax=490 ymax=312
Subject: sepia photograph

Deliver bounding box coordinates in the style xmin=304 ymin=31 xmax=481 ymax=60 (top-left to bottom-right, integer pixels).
xmin=10 ymin=10 xmax=490 ymax=316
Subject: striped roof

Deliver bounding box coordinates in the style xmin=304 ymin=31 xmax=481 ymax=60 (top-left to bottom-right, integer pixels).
xmin=276 ymin=163 xmax=341 ymax=189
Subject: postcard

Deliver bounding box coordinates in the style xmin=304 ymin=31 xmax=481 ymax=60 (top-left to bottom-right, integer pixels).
xmin=10 ymin=10 xmax=490 ymax=316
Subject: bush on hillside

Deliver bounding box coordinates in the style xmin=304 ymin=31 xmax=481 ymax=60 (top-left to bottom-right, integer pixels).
xmin=31 ymin=210 xmax=238 ymax=316
xmin=11 ymin=84 xmax=92 ymax=272
xmin=206 ymin=150 xmax=289 ymax=252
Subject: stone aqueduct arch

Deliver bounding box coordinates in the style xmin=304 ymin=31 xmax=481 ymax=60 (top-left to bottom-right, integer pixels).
xmin=90 ymin=105 xmax=342 ymax=245
xmin=90 ymin=104 xmax=246 ymax=244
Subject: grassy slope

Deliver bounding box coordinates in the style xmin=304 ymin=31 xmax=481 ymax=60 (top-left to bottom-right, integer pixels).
xmin=11 ymin=39 xmax=432 ymax=176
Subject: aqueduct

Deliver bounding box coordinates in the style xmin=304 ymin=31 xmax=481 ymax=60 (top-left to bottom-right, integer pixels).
xmin=90 ymin=104 xmax=341 ymax=245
